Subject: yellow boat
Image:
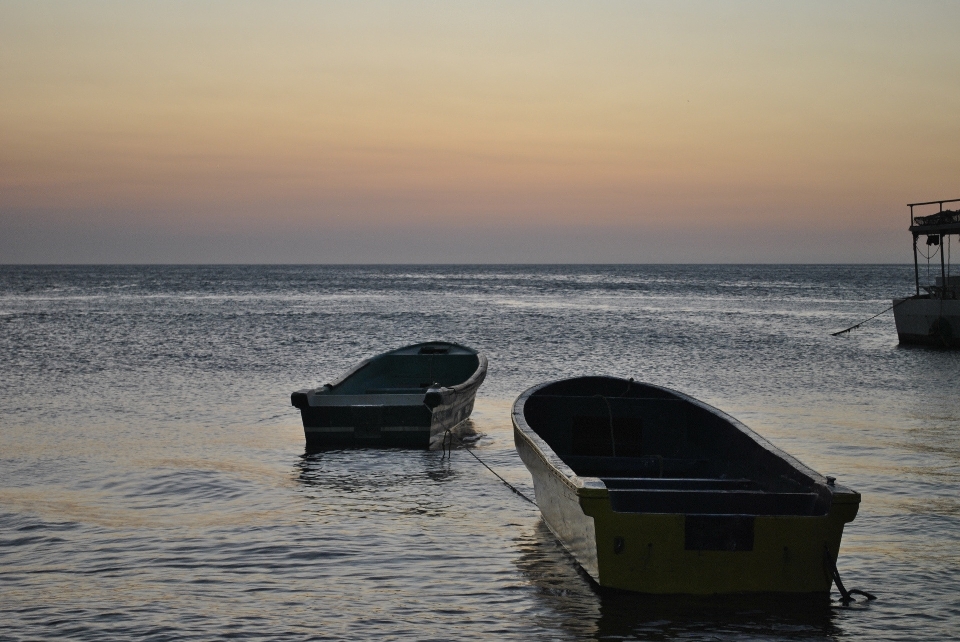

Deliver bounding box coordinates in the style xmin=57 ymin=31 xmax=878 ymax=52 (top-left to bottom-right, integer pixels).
xmin=512 ymin=376 xmax=860 ymax=595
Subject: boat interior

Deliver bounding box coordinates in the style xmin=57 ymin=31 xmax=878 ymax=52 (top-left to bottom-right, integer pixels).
xmin=327 ymin=343 xmax=481 ymax=395
xmin=522 ymin=377 xmax=830 ymax=517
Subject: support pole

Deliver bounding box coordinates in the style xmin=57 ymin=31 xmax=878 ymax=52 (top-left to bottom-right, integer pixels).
xmin=913 ymin=233 xmax=920 ymax=296
xmin=940 ymin=234 xmax=947 ymax=299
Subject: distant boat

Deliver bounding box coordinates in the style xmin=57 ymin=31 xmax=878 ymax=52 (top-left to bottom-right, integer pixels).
xmin=894 ymin=198 xmax=960 ymax=347
xmin=513 ymin=376 xmax=861 ymax=595
xmin=291 ymin=341 xmax=487 ymax=449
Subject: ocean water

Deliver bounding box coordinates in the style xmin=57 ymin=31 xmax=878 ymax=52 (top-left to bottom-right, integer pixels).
xmin=1 ymin=264 xmax=958 ymax=641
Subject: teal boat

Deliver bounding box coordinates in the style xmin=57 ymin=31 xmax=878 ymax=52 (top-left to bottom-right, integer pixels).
xmin=513 ymin=376 xmax=860 ymax=595
xmin=291 ymin=341 xmax=487 ymax=449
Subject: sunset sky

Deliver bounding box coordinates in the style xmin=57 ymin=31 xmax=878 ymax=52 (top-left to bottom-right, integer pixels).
xmin=2 ymin=1 xmax=958 ymax=263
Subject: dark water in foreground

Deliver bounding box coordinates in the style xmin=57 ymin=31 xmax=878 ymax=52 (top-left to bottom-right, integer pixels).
xmin=1 ymin=265 xmax=959 ymax=641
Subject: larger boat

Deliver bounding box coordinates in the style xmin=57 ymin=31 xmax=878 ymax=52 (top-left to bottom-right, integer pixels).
xmin=513 ymin=376 xmax=860 ymax=595
xmin=291 ymin=341 xmax=486 ymax=449
xmin=894 ymin=198 xmax=960 ymax=347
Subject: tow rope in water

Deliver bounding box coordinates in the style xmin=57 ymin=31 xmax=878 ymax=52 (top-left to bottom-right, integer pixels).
xmin=441 ymin=430 xmax=538 ymax=506
xmin=832 ymin=298 xmax=910 ymax=336
xmin=824 ymin=545 xmax=876 ymax=604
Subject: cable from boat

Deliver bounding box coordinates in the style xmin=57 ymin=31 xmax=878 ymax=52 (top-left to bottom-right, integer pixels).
xmin=920 ymin=238 xmax=940 ymax=283
xmin=823 ymin=545 xmax=876 ymax=604
xmin=832 ymin=298 xmax=912 ymax=336
xmin=441 ymin=429 xmax=538 ymax=506
xmin=594 ymin=394 xmax=617 ymax=457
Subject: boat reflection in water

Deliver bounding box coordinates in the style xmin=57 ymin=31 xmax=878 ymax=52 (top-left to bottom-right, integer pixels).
xmin=294 ymin=448 xmax=461 ymax=520
xmin=514 ymin=520 xmax=839 ymax=640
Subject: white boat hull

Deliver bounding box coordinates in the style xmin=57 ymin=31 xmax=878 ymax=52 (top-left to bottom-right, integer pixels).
xmin=893 ymin=297 xmax=960 ymax=347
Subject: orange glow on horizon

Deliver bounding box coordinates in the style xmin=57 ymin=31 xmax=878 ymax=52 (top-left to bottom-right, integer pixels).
xmin=2 ymin=1 xmax=959 ymax=261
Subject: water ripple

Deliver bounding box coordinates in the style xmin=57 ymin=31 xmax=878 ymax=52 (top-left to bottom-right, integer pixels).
xmin=2 ymin=265 xmax=958 ymax=640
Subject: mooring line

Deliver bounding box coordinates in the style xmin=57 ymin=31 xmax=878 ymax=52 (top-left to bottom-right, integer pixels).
xmin=594 ymin=395 xmax=618 ymax=458
xmin=824 ymin=545 xmax=876 ymax=604
xmin=442 ymin=430 xmax=538 ymax=506
xmin=832 ymin=298 xmax=911 ymax=336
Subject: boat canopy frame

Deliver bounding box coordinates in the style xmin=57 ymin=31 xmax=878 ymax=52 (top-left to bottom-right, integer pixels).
xmin=908 ymin=198 xmax=960 ymax=297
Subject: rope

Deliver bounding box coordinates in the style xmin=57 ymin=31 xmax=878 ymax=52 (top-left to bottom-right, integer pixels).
xmin=594 ymin=395 xmax=617 ymax=457
xmin=440 ymin=430 xmax=448 ymax=459
xmin=441 ymin=429 xmax=538 ymax=506
xmin=921 ymin=238 xmax=940 ymax=282
xmin=832 ymin=298 xmax=911 ymax=336
xmin=591 ymin=378 xmax=636 ymax=458
xmin=824 ymin=545 xmax=876 ymax=604
xmin=920 ymin=241 xmax=940 ymax=261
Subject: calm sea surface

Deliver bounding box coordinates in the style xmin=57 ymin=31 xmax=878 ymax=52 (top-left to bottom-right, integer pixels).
xmin=1 ymin=265 xmax=958 ymax=641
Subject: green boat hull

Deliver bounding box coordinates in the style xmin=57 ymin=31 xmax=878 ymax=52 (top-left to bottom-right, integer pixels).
xmin=292 ymin=342 xmax=486 ymax=450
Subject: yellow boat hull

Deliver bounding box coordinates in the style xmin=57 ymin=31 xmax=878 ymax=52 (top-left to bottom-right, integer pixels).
xmin=512 ymin=376 xmax=861 ymax=595
xmin=580 ymin=491 xmax=858 ymax=594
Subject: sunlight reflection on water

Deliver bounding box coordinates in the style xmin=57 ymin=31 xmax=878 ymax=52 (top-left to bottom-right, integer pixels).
xmin=2 ymin=265 xmax=959 ymax=640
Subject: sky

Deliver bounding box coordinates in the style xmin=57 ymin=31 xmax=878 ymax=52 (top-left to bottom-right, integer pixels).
xmin=2 ymin=1 xmax=959 ymax=263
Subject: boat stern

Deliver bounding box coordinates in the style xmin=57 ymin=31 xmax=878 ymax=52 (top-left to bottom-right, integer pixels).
xmin=578 ymin=480 xmax=860 ymax=595
xmin=893 ymin=297 xmax=960 ymax=347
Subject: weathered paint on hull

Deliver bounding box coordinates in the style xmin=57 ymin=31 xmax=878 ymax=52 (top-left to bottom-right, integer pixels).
xmin=579 ymin=489 xmax=858 ymax=594
xmin=514 ymin=421 xmax=859 ymax=595
xmin=893 ymin=298 xmax=960 ymax=348
xmin=303 ymin=394 xmax=477 ymax=450
xmin=515 ymin=422 xmax=599 ymax=578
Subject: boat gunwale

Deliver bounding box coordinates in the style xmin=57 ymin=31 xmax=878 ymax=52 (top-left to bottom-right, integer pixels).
xmin=317 ymin=341 xmax=487 ymax=397
xmin=512 ymin=376 xmax=839 ymax=500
